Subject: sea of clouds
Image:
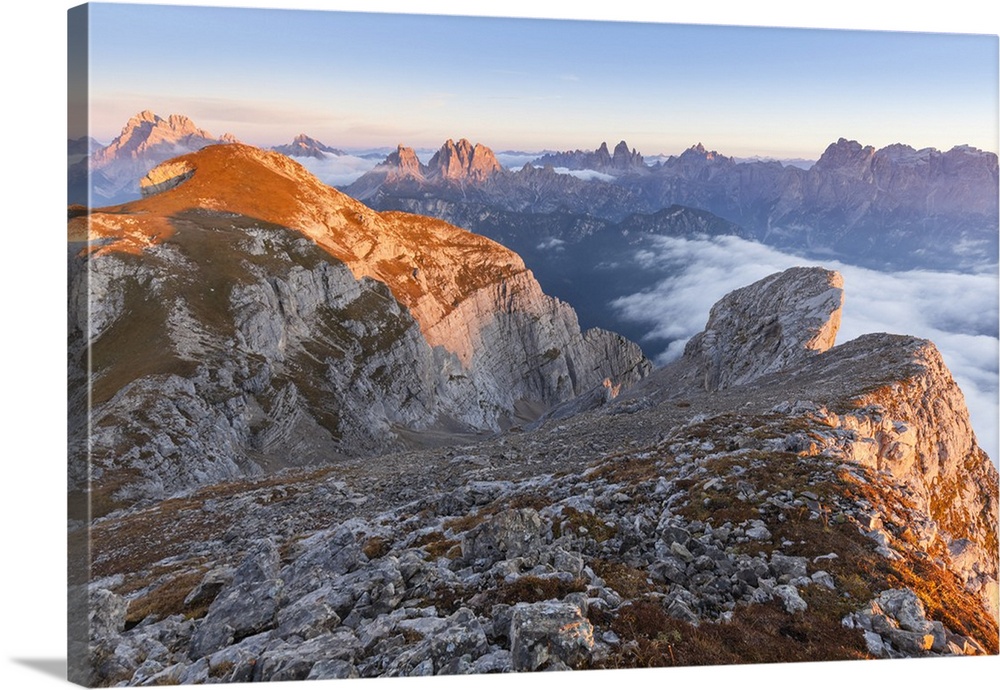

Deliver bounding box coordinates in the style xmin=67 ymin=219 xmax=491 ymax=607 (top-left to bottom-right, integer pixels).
xmin=610 ymin=234 xmax=1000 ymax=463
xmin=296 ymin=154 xmax=380 ymax=187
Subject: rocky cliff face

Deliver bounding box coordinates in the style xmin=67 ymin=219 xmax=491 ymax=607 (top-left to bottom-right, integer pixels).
xmin=678 ymin=267 xmax=844 ymax=391
xmin=69 ymin=144 xmax=650 ymax=503
xmin=427 ymin=138 xmax=503 ymax=183
xmin=789 ymin=335 xmax=1000 ymax=613
xmin=77 ymin=266 xmax=997 ymax=686
xmin=768 ymin=138 xmax=1000 ymax=256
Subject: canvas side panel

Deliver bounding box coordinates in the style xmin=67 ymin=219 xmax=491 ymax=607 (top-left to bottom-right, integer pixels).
xmin=67 ymin=4 xmax=91 ymax=686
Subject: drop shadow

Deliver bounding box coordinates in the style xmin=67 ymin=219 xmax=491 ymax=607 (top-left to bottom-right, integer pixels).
xmin=11 ymin=658 xmax=67 ymax=681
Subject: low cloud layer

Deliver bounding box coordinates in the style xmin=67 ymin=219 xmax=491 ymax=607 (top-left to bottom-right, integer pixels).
xmin=296 ymin=154 xmax=379 ymax=187
xmin=611 ymin=235 xmax=999 ymax=462
xmin=496 ymin=153 xmax=540 ymax=169
xmin=551 ymin=167 xmax=618 ymax=182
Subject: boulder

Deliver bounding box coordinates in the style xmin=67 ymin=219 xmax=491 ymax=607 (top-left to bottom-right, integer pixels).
xmin=462 ymin=509 xmax=546 ymax=567
xmin=509 ymin=601 xmax=594 ymax=671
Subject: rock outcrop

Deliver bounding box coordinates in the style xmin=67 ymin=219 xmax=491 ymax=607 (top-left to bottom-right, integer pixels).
xmin=776 ymin=334 xmax=999 ymax=614
xmin=139 ymin=160 xmax=194 ymax=197
xmin=677 ymin=267 xmax=844 ymax=391
xmin=426 ymin=138 xmax=503 ymax=183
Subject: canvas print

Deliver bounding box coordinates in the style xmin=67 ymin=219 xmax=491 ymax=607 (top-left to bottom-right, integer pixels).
xmin=67 ymin=2 xmax=999 ymax=686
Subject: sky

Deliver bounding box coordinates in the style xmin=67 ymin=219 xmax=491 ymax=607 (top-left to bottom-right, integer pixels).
xmin=76 ymin=1 xmax=999 ymax=159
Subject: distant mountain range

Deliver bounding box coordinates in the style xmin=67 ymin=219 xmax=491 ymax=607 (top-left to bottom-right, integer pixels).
xmin=69 ymin=111 xmax=998 ymax=352
xmin=349 ymin=137 xmax=999 ymax=271
xmin=70 ymin=110 xmax=998 ymax=277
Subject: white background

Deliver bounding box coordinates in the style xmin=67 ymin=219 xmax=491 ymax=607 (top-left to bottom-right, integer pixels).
xmin=2 ymin=1 xmax=997 ymax=688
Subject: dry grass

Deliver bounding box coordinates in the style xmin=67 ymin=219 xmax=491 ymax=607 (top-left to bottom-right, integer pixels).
xmin=411 ymin=531 xmax=460 ymax=560
xmin=597 ymin=599 xmax=870 ymax=669
xmin=124 ymin=567 xmax=210 ymax=625
xmin=555 ymin=507 xmax=618 ymax=542
xmin=362 ymin=536 xmax=393 ymax=560
xmin=441 ymin=513 xmax=487 ymax=533
xmin=585 ymin=450 xmax=663 ymax=485
xmin=591 ymin=559 xmax=655 ymax=599
xmin=491 ymin=575 xmax=588 ymax=606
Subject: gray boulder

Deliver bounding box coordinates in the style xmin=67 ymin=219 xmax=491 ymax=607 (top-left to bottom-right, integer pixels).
xmin=509 ymin=601 xmax=594 ymax=671
xmin=462 ymin=509 xmax=546 ymax=567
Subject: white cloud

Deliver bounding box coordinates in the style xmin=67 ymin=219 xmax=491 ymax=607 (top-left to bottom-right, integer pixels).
xmin=537 ymin=237 xmax=566 ymax=251
xmin=611 ymin=234 xmax=999 ymax=462
xmin=295 ymin=154 xmax=379 ymax=187
xmin=552 ymin=167 xmax=618 ymax=182
xmin=496 ymin=152 xmax=541 ymax=169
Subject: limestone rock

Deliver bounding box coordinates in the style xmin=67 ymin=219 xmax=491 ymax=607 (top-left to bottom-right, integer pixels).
xmin=139 ymin=160 xmax=194 ymax=197
xmin=462 ymin=509 xmax=546 ymax=567
xmin=89 ymin=589 xmax=128 ymax=642
xmin=509 ymin=601 xmax=594 ymax=671
xmin=679 ymin=266 xmax=843 ymax=391
xmin=427 ymin=138 xmax=503 ymax=183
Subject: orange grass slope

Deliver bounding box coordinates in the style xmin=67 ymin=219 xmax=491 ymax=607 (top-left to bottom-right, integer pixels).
xmin=68 ymin=143 xmax=530 ymax=348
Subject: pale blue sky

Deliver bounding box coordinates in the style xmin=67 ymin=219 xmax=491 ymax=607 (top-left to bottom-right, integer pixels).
xmin=81 ymin=1 xmax=998 ymax=158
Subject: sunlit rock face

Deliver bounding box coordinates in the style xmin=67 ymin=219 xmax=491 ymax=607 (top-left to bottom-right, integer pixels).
xmin=426 ymin=138 xmax=503 ymax=183
xmin=803 ymin=335 xmax=999 ymax=615
xmin=679 ymin=266 xmax=844 ymax=391
xmin=139 ymin=160 xmax=195 ymax=197
xmin=70 ymin=143 xmax=650 ymax=501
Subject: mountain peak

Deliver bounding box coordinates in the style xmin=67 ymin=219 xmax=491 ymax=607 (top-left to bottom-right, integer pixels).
xmin=427 ymin=138 xmax=502 ymax=183
xmin=383 ymin=144 xmax=425 ymax=180
xmin=271 ymin=133 xmax=345 ymax=159
xmin=130 ymin=109 xmax=158 ymax=125
xmin=815 ymin=138 xmax=876 ymax=171
xmin=91 ymin=110 xmax=220 ymax=167
xmin=682 ymin=142 xmax=710 ymax=158
xmin=612 ymin=140 xmax=644 ymax=169
xmin=669 ymin=143 xmax=732 ymax=167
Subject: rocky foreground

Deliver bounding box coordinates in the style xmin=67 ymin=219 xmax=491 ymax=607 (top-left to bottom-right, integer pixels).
xmin=73 ymin=267 xmax=999 ymax=685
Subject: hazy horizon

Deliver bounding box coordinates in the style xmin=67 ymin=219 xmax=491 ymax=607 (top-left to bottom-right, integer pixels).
xmin=76 ymin=3 xmax=999 ymax=160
